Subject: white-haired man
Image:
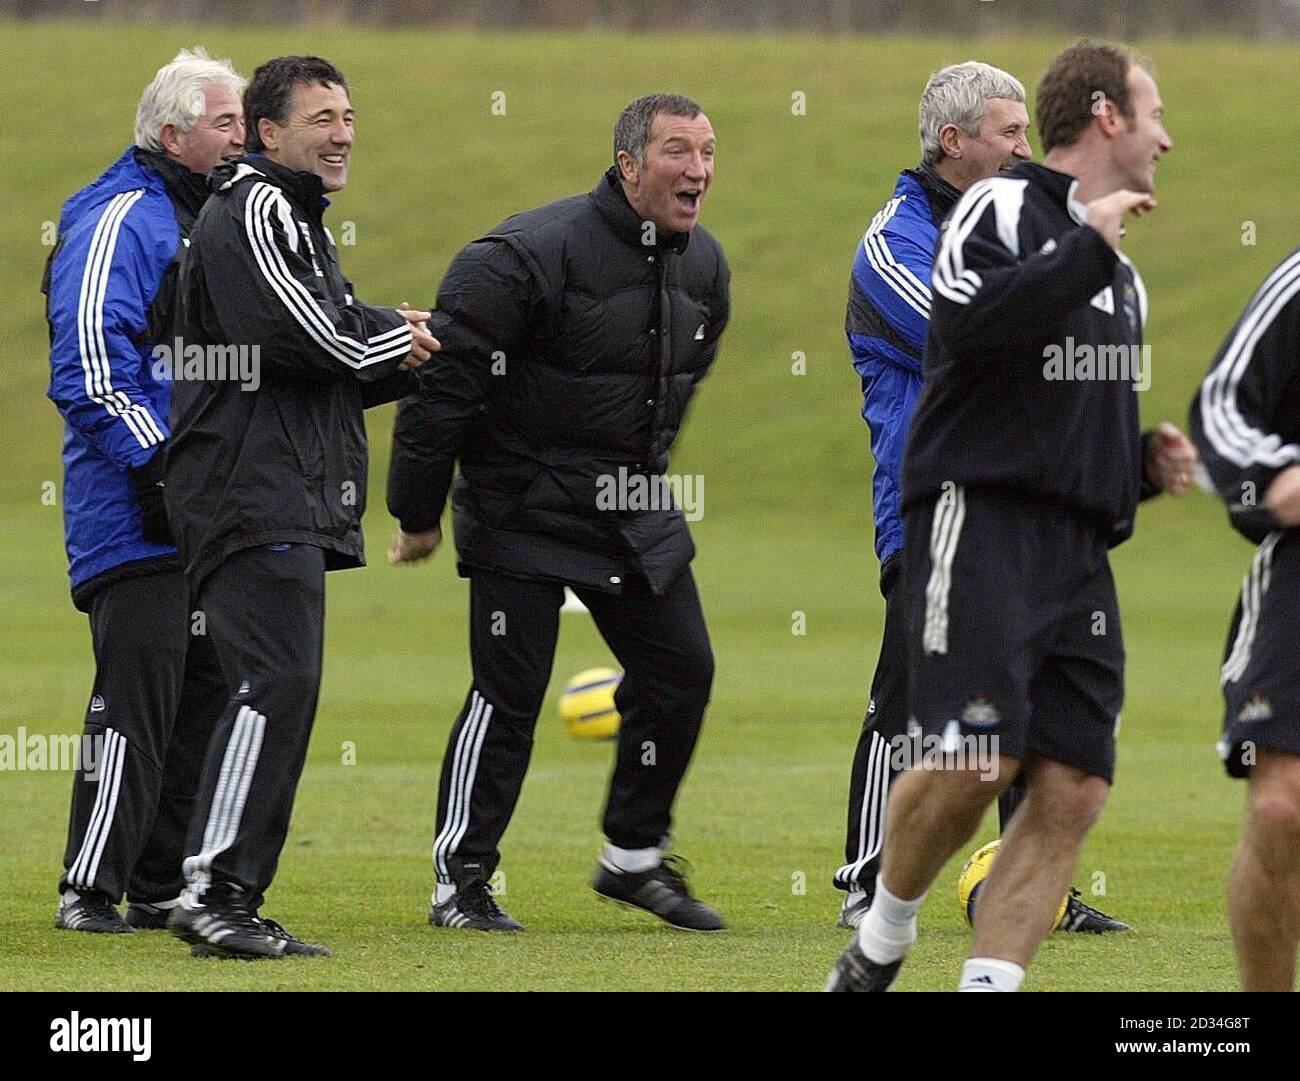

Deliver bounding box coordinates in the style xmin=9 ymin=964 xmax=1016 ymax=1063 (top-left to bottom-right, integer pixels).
xmin=44 ymin=48 xmax=246 ymax=933
xmin=834 ymin=59 xmax=1130 ymax=934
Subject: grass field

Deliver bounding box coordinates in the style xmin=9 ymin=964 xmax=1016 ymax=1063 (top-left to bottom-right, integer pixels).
xmin=1 ymin=21 xmax=1296 ymax=991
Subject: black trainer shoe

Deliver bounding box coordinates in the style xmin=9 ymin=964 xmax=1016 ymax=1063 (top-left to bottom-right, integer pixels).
xmin=170 ymin=888 xmax=331 ymax=959
xmin=824 ymin=937 xmax=903 ymax=992
xmin=1057 ymin=888 xmax=1132 ymax=933
xmin=429 ymin=879 xmax=524 ymax=931
xmin=125 ymin=901 xmax=177 ymax=930
xmin=189 ymin=915 xmax=332 ymax=958
xmin=592 ymin=855 xmax=725 ymax=932
xmin=55 ymin=889 xmax=133 ymax=934
xmin=836 ymin=888 xmax=873 ymax=930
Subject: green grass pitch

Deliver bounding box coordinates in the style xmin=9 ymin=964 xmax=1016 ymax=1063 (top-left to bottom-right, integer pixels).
xmin=1 ymin=22 xmax=1296 ymax=991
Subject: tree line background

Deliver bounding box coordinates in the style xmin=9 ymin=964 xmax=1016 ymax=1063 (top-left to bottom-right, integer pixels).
xmin=3 ymin=0 xmax=1298 ymax=39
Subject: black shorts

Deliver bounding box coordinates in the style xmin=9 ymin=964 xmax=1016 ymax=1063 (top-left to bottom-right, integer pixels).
xmin=1219 ymin=531 xmax=1300 ymax=778
xmin=902 ymin=486 xmax=1124 ymax=782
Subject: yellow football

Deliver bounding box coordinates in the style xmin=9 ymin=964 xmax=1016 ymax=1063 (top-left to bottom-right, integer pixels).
xmin=559 ymin=667 xmax=622 ymax=741
xmin=957 ymin=839 xmax=1069 ymax=929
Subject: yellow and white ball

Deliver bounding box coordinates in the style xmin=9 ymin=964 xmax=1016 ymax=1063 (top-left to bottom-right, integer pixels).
xmin=957 ymin=839 xmax=1069 ymax=929
xmin=559 ymin=667 xmax=622 ymax=741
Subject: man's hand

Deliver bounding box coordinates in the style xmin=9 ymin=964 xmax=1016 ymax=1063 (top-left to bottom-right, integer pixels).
xmin=1144 ymin=421 xmax=1199 ymax=495
xmin=1264 ymin=465 xmax=1300 ymax=527
xmin=395 ymin=302 xmax=439 ymax=370
xmin=1085 ymin=189 xmax=1156 ymax=250
xmin=129 ymin=450 xmax=173 ymax=546
xmin=388 ymin=525 xmax=441 ymax=564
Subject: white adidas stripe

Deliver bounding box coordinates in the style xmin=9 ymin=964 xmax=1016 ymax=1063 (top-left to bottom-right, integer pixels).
xmin=837 ymin=730 xmax=890 ymax=886
xmin=863 ymin=731 xmax=888 ymax=864
xmin=244 ymin=183 xmax=412 ymax=369
xmin=933 ymin=185 xmax=995 ymax=305
xmin=444 ymin=700 xmax=493 ymax=867
xmin=1222 ymin=533 xmax=1280 ymax=686
xmin=85 ymin=191 xmax=165 ymax=445
xmin=862 ymin=198 xmax=931 ymax=320
xmin=74 ymin=190 xmax=164 ymax=450
xmin=922 ymin=486 xmax=966 ymax=655
xmin=1201 ymin=253 xmax=1300 ymax=469
xmin=189 ymin=706 xmax=267 ymax=884
xmin=432 ymin=692 xmax=479 ymax=877
xmin=82 ymin=730 xmax=127 ymax=887
xmin=69 ymin=728 xmax=125 ymax=889
xmin=433 ymin=691 xmax=487 ymax=877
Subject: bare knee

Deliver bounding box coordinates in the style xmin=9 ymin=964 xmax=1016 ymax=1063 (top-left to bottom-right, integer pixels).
xmin=1023 ymin=760 xmax=1110 ymax=837
xmin=899 ymin=757 xmax=1019 ymax=825
xmin=1246 ymin=753 xmax=1300 ymax=857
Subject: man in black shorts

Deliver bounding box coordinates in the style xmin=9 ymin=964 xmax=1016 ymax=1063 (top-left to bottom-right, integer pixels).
xmin=826 ymin=40 xmax=1196 ymax=992
xmin=1191 ymin=246 xmax=1300 ymax=991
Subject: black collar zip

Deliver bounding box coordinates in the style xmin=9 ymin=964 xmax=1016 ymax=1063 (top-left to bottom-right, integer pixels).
xmin=592 ymin=167 xmax=691 ymax=255
xmin=134 ymin=148 xmax=208 ymax=223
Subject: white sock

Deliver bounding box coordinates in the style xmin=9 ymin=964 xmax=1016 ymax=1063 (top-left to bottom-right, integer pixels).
xmin=958 ymin=957 xmax=1025 ymax=992
xmin=855 ymin=874 xmax=925 ymax=964
xmin=600 ymin=843 xmax=662 ymax=874
xmin=434 ymin=882 xmax=456 ymax=905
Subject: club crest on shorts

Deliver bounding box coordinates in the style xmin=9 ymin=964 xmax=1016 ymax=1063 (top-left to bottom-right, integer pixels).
xmin=89 ymin=694 xmax=105 ymax=713
xmin=1237 ymin=692 xmax=1273 ymax=724
xmin=960 ymin=696 xmax=1000 ymax=727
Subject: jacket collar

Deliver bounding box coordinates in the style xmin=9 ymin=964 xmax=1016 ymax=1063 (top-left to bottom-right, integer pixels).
xmin=1011 ymin=161 xmax=1089 ymax=225
xmin=212 ymin=153 xmax=330 ymax=217
xmin=591 ymin=166 xmax=690 ymax=254
xmin=904 ymin=163 xmax=962 ymax=223
xmin=133 ymin=147 xmax=208 ymax=221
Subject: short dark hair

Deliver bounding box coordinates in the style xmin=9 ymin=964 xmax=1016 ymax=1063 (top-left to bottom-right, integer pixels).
xmin=245 ymin=55 xmax=350 ymax=153
xmin=1035 ymin=40 xmax=1152 ymax=154
xmin=613 ymin=93 xmax=702 ymax=169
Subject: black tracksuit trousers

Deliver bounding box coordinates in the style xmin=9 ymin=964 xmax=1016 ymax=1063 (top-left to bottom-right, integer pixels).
xmin=434 ymin=567 xmax=714 ymax=887
xmin=181 ymin=544 xmax=325 ymax=901
xmin=60 ymin=570 xmax=226 ymax=904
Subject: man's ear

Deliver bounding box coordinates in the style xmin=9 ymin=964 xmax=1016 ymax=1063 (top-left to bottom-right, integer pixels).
xmin=616 ymin=149 xmax=639 ymax=185
xmin=258 ymin=117 xmax=279 ymax=152
xmin=159 ymin=123 xmax=183 ymax=157
xmin=939 ymin=122 xmax=964 ymax=160
xmin=1093 ymin=95 xmax=1124 ymax=139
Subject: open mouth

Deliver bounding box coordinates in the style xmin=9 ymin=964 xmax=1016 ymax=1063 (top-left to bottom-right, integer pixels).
xmin=320 ymin=153 xmax=347 ymax=168
xmin=675 ymin=189 xmax=701 ymax=213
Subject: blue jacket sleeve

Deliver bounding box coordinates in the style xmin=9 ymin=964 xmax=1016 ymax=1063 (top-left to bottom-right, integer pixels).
xmin=853 ymin=218 xmax=933 ymax=367
xmin=46 ymin=192 xmax=169 ymax=470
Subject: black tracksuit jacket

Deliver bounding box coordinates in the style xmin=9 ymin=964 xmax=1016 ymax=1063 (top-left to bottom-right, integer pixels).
xmin=167 ymin=155 xmax=413 ymax=589
xmin=387 ymin=167 xmax=731 ymax=594
xmin=903 ymin=161 xmax=1158 ymax=545
xmin=1190 ymin=247 xmax=1300 ymax=543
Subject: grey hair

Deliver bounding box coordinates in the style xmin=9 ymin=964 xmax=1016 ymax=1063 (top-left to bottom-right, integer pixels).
xmin=919 ymin=61 xmax=1025 ymax=167
xmin=134 ymin=47 xmax=246 ymax=152
xmin=614 ymin=93 xmax=702 ymax=169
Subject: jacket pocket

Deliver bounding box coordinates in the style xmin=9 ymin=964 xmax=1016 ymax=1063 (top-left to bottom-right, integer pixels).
xmin=267 ymin=383 xmax=327 ymax=528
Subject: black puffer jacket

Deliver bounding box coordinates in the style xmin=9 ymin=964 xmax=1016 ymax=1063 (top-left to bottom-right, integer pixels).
xmin=388 ymin=167 xmax=730 ymax=593
xmin=168 ymin=156 xmax=413 ymax=589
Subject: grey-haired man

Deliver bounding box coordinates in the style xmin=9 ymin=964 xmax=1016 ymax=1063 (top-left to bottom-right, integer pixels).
xmin=388 ymin=93 xmax=730 ymax=933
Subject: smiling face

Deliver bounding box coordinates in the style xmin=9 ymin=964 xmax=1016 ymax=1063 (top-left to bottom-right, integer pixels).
xmin=618 ymin=111 xmax=715 ymax=235
xmin=966 ymin=97 xmax=1033 ymax=176
xmin=1113 ymin=65 xmax=1172 ymax=194
xmin=163 ymin=82 xmax=245 ymax=175
xmin=257 ymin=80 xmax=355 ymax=191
